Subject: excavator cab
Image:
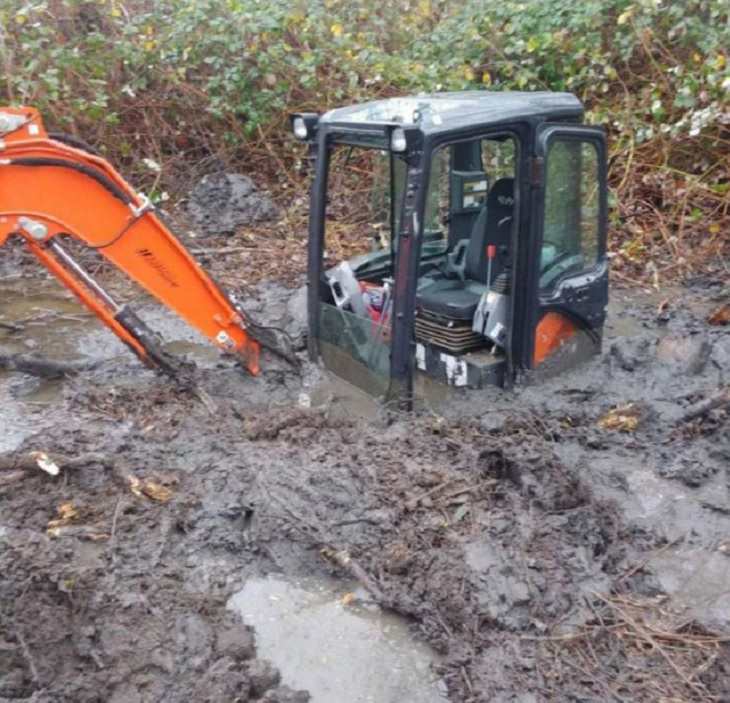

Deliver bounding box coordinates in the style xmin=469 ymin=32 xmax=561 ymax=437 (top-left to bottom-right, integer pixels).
xmin=293 ymin=92 xmax=608 ymax=403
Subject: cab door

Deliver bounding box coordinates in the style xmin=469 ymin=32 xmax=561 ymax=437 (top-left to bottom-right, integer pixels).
xmin=529 ymin=125 xmax=608 ymax=373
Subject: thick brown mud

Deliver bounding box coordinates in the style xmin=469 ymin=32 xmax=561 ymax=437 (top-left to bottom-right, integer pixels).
xmin=1 ymin=265 xmax=729 ymax=702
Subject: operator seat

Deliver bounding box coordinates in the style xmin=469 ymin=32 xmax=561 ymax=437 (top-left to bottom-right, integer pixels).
xmin=417 ymin=178 xmax=514 ymax=321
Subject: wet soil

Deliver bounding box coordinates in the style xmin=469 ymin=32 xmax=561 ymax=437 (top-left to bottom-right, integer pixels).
xmin=1 ymin=259 xmax=729 ymax=702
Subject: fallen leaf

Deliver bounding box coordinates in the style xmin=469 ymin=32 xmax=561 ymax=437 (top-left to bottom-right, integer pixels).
xmin=598 ymin=403 xmax=641 ymax=432
xmin=127 ymin=474 xmax=174 ymax=502
xmin=48 ymin=526 xmax=109 ymax=541
xmin=30 ymin=451 xmax=60 ymax=476
xmin=128 ymin=475 xmax=144 ymax=497
xmin=708 ymin=304 xmax=730 ymax=326
xmin=341 ymin=592 xmax=356 ymax=606
xmin=141 ymin=481 xmax=173 ymax=503
xmin=47 ymin=502 xmax=80 ymax=532
xmin=86 ymin=532 xmax=110 ymax=541
xmin=58 ymin=502 xmax=79 ymax=520
xmin=46 ymin=504 xmax=108 ymax=540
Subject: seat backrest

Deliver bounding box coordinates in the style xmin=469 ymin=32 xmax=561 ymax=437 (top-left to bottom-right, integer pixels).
xmin=465 ymin=177 xmax=514 ymax=284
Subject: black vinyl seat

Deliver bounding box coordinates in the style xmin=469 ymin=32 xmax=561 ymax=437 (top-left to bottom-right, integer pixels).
xmin=417 ymin=178 xmax=514 ymax=321
xmin=417 ymin=285 xmax=483 ymax=320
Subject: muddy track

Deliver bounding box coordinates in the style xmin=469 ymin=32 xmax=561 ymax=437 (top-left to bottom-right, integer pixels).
xmin=1 ymin=272 xmax=729 ymax=702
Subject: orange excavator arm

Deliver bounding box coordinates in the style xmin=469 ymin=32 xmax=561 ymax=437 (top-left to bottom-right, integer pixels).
xmin=0 ymin=106 xmax=263 ymax=375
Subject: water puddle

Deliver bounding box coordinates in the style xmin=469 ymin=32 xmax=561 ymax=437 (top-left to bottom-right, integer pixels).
xmin=228 ymin=575 xmax=446 ymax=703
xmin=0 ymin=285 xmax=111 ymax=451
xmin=0 ymin=283 xmax=221 ymax=368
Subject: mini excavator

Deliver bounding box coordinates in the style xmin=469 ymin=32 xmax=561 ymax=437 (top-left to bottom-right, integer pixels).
xmin=2 ymin=93 xmax=609 ymax=405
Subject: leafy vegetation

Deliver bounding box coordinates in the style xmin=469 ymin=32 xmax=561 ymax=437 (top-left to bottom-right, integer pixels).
xmin=1 ymin=0 xmax=727 ymax=281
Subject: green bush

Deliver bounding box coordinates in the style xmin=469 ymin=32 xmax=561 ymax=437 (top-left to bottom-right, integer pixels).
xmin=1 ymin=0 xmax=727 ymax=277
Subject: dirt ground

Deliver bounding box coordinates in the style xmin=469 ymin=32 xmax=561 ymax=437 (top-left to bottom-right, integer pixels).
xmin=1 ymin=240 xmax=729 ymax=702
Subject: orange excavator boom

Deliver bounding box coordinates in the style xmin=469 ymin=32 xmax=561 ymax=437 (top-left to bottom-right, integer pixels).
xmin=0 ymin=106 xmax=264 ymax=376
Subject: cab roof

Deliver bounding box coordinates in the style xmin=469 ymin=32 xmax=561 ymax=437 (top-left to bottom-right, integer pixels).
xmin=319 ymin=91 xmax=583 ymax=135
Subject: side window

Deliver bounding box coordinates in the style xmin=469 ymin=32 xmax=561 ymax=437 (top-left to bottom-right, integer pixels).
xmin=481 ymin=138 xmax=515 ymax=182
xmin=424 ymin=146 xmax=450 ymax=243
xmin=540 ymin=140 xmax=601 ymax=290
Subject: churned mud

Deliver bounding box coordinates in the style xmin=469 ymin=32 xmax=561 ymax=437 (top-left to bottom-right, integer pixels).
xmin=1 ymin=258 xmax=728 ymax=702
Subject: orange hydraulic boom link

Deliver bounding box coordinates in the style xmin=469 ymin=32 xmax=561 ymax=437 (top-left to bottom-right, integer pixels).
xmin=0 ymin=106 xmax=261 ymax=376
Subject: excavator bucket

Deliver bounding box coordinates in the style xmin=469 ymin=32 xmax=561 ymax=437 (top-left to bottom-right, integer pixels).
xmin=0 ymin=106 xmax=266 ymax=376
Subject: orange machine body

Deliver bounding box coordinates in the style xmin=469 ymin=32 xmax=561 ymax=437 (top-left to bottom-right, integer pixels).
xmin=533 ymin=311 xmax=578 ymax=366
xmin=0 ymin=106 xmax=260 ymax=375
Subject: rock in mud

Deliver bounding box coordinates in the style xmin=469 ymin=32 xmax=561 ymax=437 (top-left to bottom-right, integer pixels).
xmin=191 ymin=656 xmax=252 ymax=702
xmin=286 ymin=286 xmax=307 ymax=340
xmin=215 ymin=616 xmax=256 ymax=661
xmin=235 ymin=283 xmax=307 ymax=352
xmin=187 ymin=172 xmax=280 ymax=235
xmin=247 ymin=658 xmax=281 ymax=696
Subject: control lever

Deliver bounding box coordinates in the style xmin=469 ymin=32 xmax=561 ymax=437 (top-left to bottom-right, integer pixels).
xmin=486 ymin=243 xmax=496 ymax=287
xmin=473 ymin=244 xmax=498 ymax=338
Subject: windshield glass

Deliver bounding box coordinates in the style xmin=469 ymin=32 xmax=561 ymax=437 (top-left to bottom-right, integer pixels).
xmin=422 ymin=148 xmax=450 ymax=257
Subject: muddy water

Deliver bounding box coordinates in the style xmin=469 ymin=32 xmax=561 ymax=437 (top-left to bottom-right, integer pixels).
xmin=1 ymin=288 xmax=82 ymax=450
xmin=0 ymin=285 xmax=115 ymax=451
xmin=228 ymin=575 xmax=447 ymax=703
xmin=0 ymin=281 xmax=226 ymax=452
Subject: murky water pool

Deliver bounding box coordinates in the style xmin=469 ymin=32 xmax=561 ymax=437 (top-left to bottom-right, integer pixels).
xmin=0 ymin=282 xmax=214 ymax=395
xmin=0 ymin=283 xmax=132 ymax=451
xmin=228 ymin=575 xmax=447 ymax=703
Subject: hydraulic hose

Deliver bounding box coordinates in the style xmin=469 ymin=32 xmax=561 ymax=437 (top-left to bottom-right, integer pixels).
xmin=48 ymin=132 xmax=100 ymax=156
